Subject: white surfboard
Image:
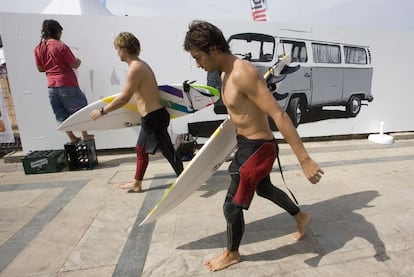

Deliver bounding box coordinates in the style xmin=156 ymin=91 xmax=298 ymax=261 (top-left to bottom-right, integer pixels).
xmin=140 ymin=118 xmax=237 ymax=226
xmin=139 ymin=54 xmax=295 ymax=226
xmin=57 ymin=83 xmax=219 ymax=131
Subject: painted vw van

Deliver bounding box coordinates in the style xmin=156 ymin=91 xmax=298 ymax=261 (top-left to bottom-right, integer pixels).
xmin=228 ymin=32 xmax=374 ymax=126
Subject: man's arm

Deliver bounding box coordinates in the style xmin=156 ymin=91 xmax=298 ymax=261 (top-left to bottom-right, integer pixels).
xmin=238 ymin=63 xmax=324 ymax=183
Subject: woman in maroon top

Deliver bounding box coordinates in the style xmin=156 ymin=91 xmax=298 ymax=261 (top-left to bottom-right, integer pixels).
xmin=34 ymin=19 xmax=93 ymax=143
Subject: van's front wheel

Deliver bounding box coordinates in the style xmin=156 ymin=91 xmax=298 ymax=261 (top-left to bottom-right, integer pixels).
xmin=287 ymin=97 xmax=302 ymax=127
xmin=346 ymin=95 xmax=361 ymax=117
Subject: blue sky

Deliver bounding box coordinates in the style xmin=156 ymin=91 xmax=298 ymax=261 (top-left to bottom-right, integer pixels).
xmin=0 ymin=0 xmax=413 ymax=30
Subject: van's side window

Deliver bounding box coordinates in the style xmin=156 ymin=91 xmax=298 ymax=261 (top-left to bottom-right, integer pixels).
xmin=344 ymin=46 xmax=367 ymax=64
xmin=279 ymin=40 xmax=307 ymax=63
xmin=312 ymin=43 xmax=341 ymax=64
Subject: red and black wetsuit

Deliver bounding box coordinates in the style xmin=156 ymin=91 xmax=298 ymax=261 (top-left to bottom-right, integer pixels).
xmin=224 ymin=135 xmax=300 ymax=251
xmin=134 ymin=107 xmax=183 ymax=180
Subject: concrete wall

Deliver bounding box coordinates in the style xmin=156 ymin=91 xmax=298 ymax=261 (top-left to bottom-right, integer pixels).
xmin=0 ymin=13 xmax=413 ymax=152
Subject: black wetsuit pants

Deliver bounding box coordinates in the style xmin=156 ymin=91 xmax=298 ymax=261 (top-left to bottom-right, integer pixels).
xmin=224 ymin=135 xmax=300 ymax=251
xmin=134 ymin=107 xmax=183 ymax=180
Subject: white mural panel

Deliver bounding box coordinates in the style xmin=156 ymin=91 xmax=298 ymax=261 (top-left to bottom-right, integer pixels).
xmin=0 ymin=13 xmax=413 ymax=152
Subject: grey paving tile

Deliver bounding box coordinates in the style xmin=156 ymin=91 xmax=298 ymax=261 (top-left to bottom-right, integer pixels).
xmin=0 ymin=138 xmax=413 ymax=276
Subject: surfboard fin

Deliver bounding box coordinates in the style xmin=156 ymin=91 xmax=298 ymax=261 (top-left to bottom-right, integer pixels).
xmin=183 ymin=80 xmax=218 ymax=98
xmin=183 ymin=80 xmax=196 ymax=92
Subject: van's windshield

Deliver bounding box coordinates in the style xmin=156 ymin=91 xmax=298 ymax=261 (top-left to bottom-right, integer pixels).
xmin=228 ymin=33 xmax=275 ymax=62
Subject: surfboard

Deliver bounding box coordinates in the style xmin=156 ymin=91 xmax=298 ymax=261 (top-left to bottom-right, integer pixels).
xmin=57 ymin=83 xmax=219 ymax=131
xmin=139 ymin=54 xmax=295 ymax=226
xmin=139 ymin=118 xmax=237 ymax=226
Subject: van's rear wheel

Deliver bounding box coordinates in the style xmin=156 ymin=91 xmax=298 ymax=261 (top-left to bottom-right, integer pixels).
xmin=346 ymin=96 xmax=361 ymax=117
xmin=287 ymin=97 xmax=302 ymax=127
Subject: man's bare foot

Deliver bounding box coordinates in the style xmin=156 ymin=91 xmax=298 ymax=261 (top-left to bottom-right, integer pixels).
xmin=204 ymin=249 xmax=241 ymax=272
xmin=117 ymin=180 xmax=142 ymax=193
xmin=293 ymin=211 xmax=312 ymax=241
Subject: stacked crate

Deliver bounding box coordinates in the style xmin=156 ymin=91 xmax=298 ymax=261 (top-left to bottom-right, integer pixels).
xmin=64 ymin=139 xmax=98 ymax=170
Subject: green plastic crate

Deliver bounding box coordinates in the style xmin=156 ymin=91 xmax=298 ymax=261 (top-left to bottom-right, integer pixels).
xmin=22 ymin=150 xmax=68 ymax=174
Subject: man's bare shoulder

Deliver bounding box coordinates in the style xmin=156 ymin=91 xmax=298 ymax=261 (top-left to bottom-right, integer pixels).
xmin=230 ymin=59 xmax=262 ymax=94
xmin=232 ymin=59 xmax=260 ymax=81
xmin=129 ymin=59 xmax=145 ymax=69
xmin=130 ymin=59 xmax=153 ymax=74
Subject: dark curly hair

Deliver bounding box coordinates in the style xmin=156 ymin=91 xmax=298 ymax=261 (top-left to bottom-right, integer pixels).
xmin=184 ymin=20 xmax=230 ymax=54
xmin=40 ymin=19 xmax=63 ymax=41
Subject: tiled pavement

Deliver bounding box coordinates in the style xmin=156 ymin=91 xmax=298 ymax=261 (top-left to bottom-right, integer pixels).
xmin=1 ymin=137 xmax=413 ymax=276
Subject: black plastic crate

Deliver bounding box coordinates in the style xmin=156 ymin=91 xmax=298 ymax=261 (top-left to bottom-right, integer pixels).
xmin=64 ymin=139 xmax=98 ymax=170
xmin=22 ymin=150 xmax=68 ymax=174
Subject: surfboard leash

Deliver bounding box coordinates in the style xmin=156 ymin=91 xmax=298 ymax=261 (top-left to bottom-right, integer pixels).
xmin=191 ymin=86 xmax=218 ymax=98
xmin=276 ymin=155 xmax=299 ymax=205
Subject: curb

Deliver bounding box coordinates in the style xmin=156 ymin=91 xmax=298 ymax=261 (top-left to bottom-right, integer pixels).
xmin=3 ymin=132 xmax=414 ymax=164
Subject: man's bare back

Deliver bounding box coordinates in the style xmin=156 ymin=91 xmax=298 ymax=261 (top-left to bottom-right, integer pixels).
xmin=128 ymin=59 xmax=163 ymax=117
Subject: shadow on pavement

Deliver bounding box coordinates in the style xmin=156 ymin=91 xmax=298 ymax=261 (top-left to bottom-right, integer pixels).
xmin=177 ymin=190 xmax=390 ymax=267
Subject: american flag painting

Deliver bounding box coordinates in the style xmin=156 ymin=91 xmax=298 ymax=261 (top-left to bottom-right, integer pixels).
xmin=250 ymin=0 xmax=269 ymax=21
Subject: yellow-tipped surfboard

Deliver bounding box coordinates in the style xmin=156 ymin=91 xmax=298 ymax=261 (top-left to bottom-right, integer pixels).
xmin=140 ymin=55 xmax=293 ymax=226
xmin=57 ymin=83 xmax=219 ymax=131
xmin=140 ymin=117 xmax=236 ymax=226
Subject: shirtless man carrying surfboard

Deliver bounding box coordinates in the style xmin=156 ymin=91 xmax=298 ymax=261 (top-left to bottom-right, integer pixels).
xmin=90 ymin=32 xmax=183 ymax=192
xmin=184 ymin=20 xmax=324 ymax=272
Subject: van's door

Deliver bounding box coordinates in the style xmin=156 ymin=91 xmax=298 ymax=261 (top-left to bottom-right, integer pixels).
xmin=311 ymin=67 xmax=343 ymax=105
xmin=342 ymin=46 xmax=373 ymax=102
xmin=277 ymin=66 xmax=311 ymax=106
xmin=276 ymin=40 xmax=311 ymax=108
xmin=309 ymin=43 xmax=343 ymax=106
